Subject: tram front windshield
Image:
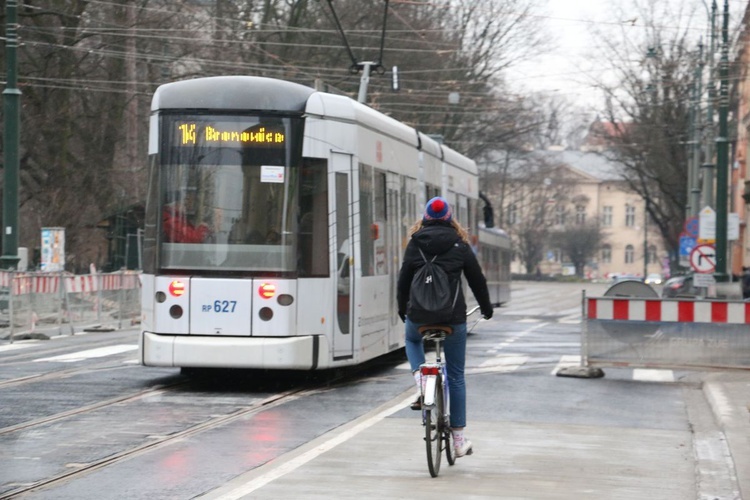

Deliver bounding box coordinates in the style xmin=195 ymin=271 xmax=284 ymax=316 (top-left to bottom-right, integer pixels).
xmin=158 ymin=114 xmax=303 ymax=273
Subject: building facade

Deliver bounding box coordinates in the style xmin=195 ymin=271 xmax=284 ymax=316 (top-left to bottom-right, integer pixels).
xmin=484 ymin=150 xmax=667 ymax=280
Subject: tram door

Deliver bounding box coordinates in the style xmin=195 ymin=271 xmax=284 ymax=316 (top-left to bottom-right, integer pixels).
xmin=332 ymin=152 xmax=354 ymax=359
xmin=386 ymin=172 xmax=401 ymax=347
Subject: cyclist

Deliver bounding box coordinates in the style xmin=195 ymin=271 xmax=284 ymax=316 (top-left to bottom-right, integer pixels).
xmin=397 ymin=196 xmax=494 ymax=458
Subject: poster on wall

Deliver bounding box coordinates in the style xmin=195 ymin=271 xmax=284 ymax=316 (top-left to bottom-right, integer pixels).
xmin=41 ymin=227 xmax=65 ymax=272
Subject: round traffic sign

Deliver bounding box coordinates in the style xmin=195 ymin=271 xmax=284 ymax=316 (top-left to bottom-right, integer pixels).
xmin=689 ymin=244 xmax=715 ymax=273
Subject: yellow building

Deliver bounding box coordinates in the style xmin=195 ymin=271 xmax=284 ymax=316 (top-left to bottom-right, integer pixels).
xmin=484 ymin=150 xmax=667 ymax=280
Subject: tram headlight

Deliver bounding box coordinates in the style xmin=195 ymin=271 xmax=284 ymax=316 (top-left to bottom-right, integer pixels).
xmin=258 ymin=283 xmax=275 ymax=299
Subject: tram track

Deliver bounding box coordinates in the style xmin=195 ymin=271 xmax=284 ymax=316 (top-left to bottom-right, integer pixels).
xmin=0 ymin=385 xmax=310 ymax=499
xmin=0 ymin=356 xmax=399 ymax=499
xmin=0 ymin=379 xmax=188 ymax=436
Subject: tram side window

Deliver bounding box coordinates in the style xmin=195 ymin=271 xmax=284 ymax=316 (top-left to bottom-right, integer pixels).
xmin=372 ymin=170 xmax=387 ymax=275
xmin=298 ymin=158 xmax=329 ymax=277
xmin=425 ymin=184 xmax=440 ymax=203
xmin=359 ymin=163 xmax=374 ymax=276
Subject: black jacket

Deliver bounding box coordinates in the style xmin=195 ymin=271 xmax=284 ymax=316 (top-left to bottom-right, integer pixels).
xmin=397 ymin=221 xmax=493 ymax=324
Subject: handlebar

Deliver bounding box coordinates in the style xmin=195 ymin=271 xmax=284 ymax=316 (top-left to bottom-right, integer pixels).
xmin=466 ymin=305 xmax=481 ymax=317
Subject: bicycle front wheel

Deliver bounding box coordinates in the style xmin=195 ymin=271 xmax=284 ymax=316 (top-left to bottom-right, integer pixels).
xmin=425 ymin=378 xmax=443 ymax=477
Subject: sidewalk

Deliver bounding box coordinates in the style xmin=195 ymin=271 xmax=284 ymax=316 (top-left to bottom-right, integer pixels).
xmin=702 ymin=371 xmax=750 ymax=499
xmin=201 ymin=369 xmax=750 ymax=500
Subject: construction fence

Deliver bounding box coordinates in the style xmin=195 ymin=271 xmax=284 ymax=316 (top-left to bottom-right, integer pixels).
xmin=0 ymin=270 xmax=141 ymax=342
xmin=582 ymin=292 xmax=750 ymax=371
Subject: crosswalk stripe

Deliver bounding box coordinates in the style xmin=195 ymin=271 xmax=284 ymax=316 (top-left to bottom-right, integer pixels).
xmin=0 ymin=343 xmax=35 ymax=353
xmin=33 ymin=344 xmax=137 ymax=363
xmin=551 ymin=355 xmax=581 ymax=375
xmin=469 ymin=354 xmax=529 ymax=374
xmin=632 ymin=368 xmax=675 ymax=382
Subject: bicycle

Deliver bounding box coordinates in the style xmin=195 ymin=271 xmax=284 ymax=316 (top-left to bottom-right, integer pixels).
xmin=417 ymin=305 xmax=481 ymax=477
xmin=417 ymin=323 xmax=454 ymax=477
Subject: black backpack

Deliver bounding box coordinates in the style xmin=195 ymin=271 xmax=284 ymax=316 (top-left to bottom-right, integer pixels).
xmin=409 ymin=248 xmax=459 ymax=324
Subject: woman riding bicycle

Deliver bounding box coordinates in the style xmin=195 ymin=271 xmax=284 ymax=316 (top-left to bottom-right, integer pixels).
xmin=397 ymin=196 xmax=494 ymax=458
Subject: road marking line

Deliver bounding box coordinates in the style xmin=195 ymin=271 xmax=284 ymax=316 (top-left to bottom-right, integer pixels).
xmin=33 ymin=344 xmax=137 ymax=363
xmin=632 ymin=368 xmax=674 ymax=382
xmin=0 ymin=343 xmax=35 ymax=353
xmin=214 ymin=394 xmax=413 ymax=499
xmin=551 ymin=355 xmax=581 ymax=375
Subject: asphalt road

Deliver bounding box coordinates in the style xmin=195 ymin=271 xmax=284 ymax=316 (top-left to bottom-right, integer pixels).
xmin=0 ymin=281 xmax=741 ymax=499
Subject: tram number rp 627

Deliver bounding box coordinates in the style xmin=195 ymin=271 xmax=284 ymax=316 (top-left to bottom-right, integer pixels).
xmin=202 ymin=300 xmax=237 ymax=313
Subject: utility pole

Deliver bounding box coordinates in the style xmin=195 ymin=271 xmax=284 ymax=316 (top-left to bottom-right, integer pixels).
xmin=714 ymin=0 xmax=729 ymax=281
xmin=125 ymin=0 xmax=138 ymax=200
xmin=700 ymin=0 xmax=717 ymax=210
xmin=2 ymin=0 xmax=21 ymax=269
xmin=643 ymin=198 xmax=649 ymax=280
xmin=689 ymin=41 xmax=703 ymax=218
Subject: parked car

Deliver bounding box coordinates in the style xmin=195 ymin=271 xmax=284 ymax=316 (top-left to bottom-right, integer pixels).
xmin=612 ymin=273 xmax=644 ymax=283
xmin=644 ymin=273 xmax=663 ymax=285
xmin=661 ymin=274 xmax=699 ymax=298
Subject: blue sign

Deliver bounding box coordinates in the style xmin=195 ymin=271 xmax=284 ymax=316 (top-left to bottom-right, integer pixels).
xmin=684 ymin=217 xmax=699 ymax=238
xmin=679 ymin=235 xmax=697 ymax=257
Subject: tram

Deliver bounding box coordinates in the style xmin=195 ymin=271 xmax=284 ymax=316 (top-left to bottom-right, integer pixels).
xmin=139 ymin=76 xmax=510 ymax=371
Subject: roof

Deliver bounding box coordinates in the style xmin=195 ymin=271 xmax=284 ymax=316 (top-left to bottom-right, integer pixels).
xmin=480 ymin=149 xmax=623 ymax=182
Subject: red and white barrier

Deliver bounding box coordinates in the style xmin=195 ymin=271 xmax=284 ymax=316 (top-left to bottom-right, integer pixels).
xmin=13 ymin=275 xmax=62 ymax=295
xmin=587 ymin=297 xmax=750 ymax=324
xmin=65 ymin=275 xmax=98 ymax=294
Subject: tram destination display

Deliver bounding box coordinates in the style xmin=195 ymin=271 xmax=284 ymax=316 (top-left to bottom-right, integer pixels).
xmin=175 ymin=121 xmax=286 ymax=148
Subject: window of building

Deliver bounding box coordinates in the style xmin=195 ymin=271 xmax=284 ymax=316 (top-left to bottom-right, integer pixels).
xmin=554 ymin=206 xmax=566 ymax=226
xmin=625 ymin=244 xmax=634 ymax=263
xmin=601 ymin=244 xmax=611 ymax=263
xmin=575 ymin=205 xmax=586 ymax=225
xmin=507 ymin=203 xmax=518 ymax=225
xmin=648 ymin=245 xmax=657 ymax=265
xmin=625 ymin=204 xmax=635 ymax=227
xmin=602 ymin=206 xmax=613 ymax=226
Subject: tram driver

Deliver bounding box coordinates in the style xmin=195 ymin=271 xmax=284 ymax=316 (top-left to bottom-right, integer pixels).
xmin=162 ymin=190 xmax=213 ymax=243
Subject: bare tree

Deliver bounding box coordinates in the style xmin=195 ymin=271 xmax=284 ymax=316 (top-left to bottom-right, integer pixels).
xmin=0 ymin=0 xmax=556 ymax=270
xmin=487 ymin=153 xmax=575 ymax=274
xmin=552 ymin=219 xmax=605 ymax=278
xmin=586 ymin=0 xmax=706 ymax=271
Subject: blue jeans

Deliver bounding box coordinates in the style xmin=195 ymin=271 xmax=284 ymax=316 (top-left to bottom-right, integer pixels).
xmin=404 ymin=318 xmax=467 ymax=428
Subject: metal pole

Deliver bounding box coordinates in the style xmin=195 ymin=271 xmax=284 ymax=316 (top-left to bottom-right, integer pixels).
xmin=643 ymin=202 xmax=648 ymax=277
xmin=2 ymin=0 xmax=21 ymax=269
xmin=357 ymin=62 xmax=373 ymax=103
xmin=700 ymin=0 xmax=717 ymax=210
xmin=690 ymin=41 xmax=703 ymax=217
xmin=714 ymin=0 xmax=729 ymax=281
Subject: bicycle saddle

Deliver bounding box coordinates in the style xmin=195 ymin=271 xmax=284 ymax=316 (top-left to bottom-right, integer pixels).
xmin=418 ymin=325 xmax=453 ymax=338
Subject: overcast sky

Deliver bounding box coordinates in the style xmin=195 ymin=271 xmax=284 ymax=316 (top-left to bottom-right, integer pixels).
xmin=507 ymin=0 xmax=746 ymax=110
xmin=506 ymin=2 xmax=607 ymax=106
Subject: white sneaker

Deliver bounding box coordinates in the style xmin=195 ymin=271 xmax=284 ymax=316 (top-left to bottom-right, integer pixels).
xmin=454 ymin=439 xmax=473 ymax=457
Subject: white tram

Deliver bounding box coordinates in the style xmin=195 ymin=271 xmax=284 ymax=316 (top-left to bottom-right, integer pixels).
xmin=139 ymin=76 xmax=510 ymax=371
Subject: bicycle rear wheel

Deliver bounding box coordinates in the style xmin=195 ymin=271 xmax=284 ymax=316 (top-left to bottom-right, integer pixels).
xmin=425 ymin=378 xmax=443 ymax=477
xmin=445 ymin=423 xmax=455 ymax=465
